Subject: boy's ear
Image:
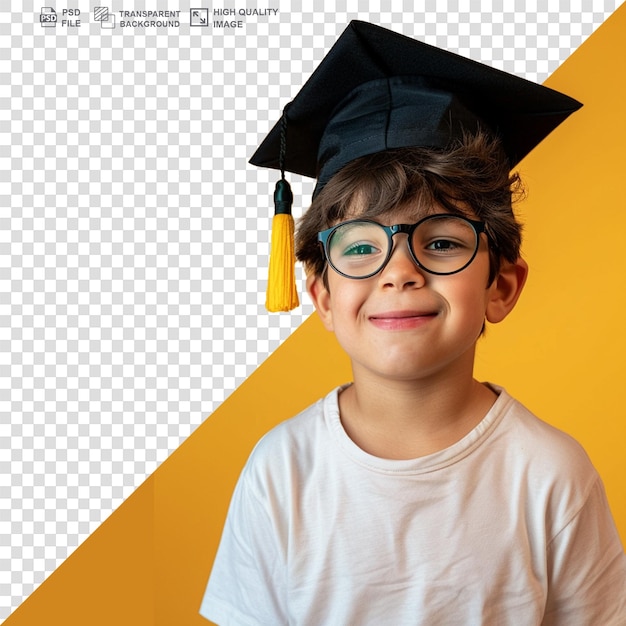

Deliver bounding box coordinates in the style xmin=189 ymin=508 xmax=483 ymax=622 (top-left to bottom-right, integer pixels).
xmin=306 ymin=273 xmax=334 ymax=331
xmin=485 ymin=257 xmax=529 ymax=324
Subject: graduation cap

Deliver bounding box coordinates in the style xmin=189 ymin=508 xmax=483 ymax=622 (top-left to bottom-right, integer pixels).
xmin=254 ymin=20 xmax=582 ymax=312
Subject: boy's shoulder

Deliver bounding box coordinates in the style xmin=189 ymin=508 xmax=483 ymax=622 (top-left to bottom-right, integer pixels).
xmin=235 ymin=387 xmax=342 ymax=503
xmin=240 ymin=384 xmax=602 ymax=541
xmin=247 ymin=386 xmax=340 ymax=465
xmin=247 ymin=384 xmax=598 ymax=486
xmin=487 ymin=386 xmax=600 ymax=503
xmin=498 ymin=388 xmax=594 ymax=467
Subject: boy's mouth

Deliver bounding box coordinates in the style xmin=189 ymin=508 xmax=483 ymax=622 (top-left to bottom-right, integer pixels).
xmin=368 ymin=310 xmax=438 ymax=330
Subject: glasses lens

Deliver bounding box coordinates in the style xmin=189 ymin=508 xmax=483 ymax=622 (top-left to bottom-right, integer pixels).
xmin=411 ymin=215 xmax=479 ymax=274
xmin=327 ymin=221 xmax=390 ymax=278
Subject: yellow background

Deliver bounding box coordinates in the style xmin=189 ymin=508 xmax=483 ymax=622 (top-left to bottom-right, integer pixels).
xmin=6 ymin=6 xmax=626 ymax=625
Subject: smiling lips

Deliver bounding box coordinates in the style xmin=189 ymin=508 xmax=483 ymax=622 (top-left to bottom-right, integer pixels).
xmin=368 ymin=310 xmax=438 ymax=330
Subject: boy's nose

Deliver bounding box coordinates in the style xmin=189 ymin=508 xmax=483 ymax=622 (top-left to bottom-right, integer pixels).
xmin=378 ymin=236 xmax=426 ymax=289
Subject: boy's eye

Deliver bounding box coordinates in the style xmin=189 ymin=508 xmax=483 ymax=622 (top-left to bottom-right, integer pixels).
xmin=343 ymin=242 xmax=381 ymax=256
xmin=425 ymin=239 xmax=463 ymax=252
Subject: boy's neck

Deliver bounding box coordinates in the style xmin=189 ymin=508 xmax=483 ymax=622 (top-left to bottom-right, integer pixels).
xmin=337 ymin=370 xmax=498 ymax=460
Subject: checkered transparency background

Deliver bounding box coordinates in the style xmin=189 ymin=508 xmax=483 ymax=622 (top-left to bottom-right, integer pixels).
xmin=1 ymin=0 xmax=620 ymax=619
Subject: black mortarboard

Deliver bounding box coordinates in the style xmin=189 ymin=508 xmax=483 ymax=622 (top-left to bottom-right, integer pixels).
xmin=256 ymin=20 xmax=582 ymax=311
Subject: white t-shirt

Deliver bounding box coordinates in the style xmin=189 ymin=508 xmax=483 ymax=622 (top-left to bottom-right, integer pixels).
xmin=200 ymin=385 xmax=626 ymax=625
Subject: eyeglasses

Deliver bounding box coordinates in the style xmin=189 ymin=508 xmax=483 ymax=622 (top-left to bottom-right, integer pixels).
xmin=318 ymin=214 xmax=487 ymax=279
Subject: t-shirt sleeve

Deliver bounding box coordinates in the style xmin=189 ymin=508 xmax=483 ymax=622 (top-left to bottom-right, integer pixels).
xmin=199 ymin=465 xmax=288 ymax=625
xmin=543 ymin=476 xmax=626 ymax=625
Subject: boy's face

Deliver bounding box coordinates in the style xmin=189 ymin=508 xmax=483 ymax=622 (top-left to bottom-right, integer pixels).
xmin=307 ymin=201 xmax=528 ymax=385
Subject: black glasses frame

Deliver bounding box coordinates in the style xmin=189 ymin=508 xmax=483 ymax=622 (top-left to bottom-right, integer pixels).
xmin=317 ymin=214 xmax=487 ymax=279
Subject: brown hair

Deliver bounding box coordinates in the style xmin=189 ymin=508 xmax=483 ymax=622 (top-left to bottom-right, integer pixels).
xmin=295 ymin=130 xmax=524 ymax=284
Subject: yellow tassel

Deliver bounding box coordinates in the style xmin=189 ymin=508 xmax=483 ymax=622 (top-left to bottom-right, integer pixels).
xmin=266 ymin=212 xmax=299 ymax=312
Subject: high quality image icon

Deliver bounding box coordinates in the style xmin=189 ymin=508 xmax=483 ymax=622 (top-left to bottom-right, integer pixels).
xmin=190 ymin=8 xmax=209 ymax=26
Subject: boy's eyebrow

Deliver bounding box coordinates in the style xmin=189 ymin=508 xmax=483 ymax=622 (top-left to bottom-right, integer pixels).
xmin=326 ymin=220 xmax=374 ymax=240
xmin=361 ymin=203 xmax=454 ymax=224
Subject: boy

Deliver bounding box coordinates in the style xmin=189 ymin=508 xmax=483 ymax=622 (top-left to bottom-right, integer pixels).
xmin=201 ymin=21 xmax=626 ymax=624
